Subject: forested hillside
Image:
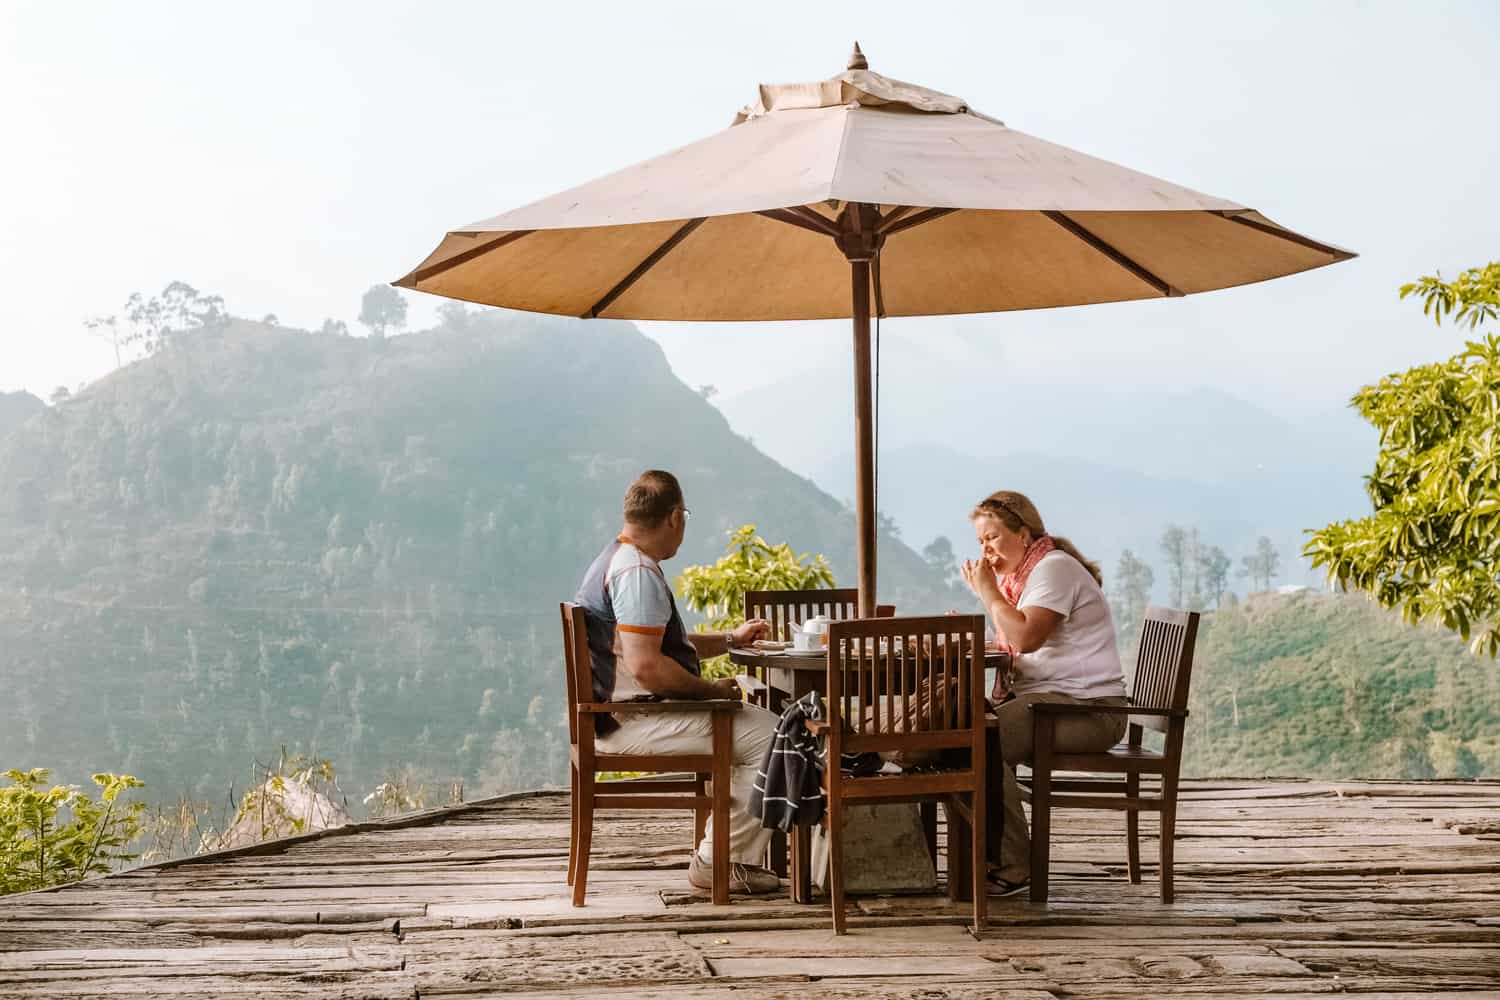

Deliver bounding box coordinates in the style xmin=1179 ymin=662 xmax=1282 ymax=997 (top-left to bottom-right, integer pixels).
xmin=1181 ymin=591 xmax=1500 ymax=779
xmin=0 ymin=390 xmax=43 ymax=439
xmin=0 ymin=312 xmax=951 ymax=800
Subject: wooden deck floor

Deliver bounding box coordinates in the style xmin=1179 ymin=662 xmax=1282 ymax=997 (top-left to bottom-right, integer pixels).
xmin=2 ymin=779 xmax=1499 ymax=998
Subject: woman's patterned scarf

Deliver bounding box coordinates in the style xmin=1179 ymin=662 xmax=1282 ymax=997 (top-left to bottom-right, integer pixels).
xmin=991 ymin=535 xmax=1055 ymax=697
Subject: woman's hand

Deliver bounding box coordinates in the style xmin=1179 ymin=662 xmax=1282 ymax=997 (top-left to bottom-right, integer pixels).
xmin=960 ymin=558 xmax=1003 ymax=605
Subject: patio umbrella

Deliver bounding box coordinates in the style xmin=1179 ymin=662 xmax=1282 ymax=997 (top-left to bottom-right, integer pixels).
xmin=396 ymin=44 xmax=1354 ymax=616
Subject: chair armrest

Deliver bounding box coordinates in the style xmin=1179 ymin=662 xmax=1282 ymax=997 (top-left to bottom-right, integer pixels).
xmin=579 ymin=699 xmax=743 ymax=715
xmin=1029 ymin=703 xmax=1188 ymax=719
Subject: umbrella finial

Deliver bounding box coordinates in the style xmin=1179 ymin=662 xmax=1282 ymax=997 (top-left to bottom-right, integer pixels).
xmin=847 ymin=42 xmax=868 ymax=71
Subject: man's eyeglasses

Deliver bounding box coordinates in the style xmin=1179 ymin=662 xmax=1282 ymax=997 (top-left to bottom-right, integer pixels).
xmin=680 ymin=506 xmax=692 ymax=522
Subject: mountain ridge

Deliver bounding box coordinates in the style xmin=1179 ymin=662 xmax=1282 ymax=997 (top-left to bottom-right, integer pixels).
xmin=0 ymin=312 xmax=952 ymax=798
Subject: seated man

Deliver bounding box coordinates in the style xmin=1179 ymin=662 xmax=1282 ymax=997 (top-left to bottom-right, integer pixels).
xmin=575 ymin=469 xmax=780 ymax=894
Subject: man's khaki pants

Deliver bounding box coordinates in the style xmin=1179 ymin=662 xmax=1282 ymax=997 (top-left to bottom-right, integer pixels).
xmin=988 ymin=692 xmax=1128 ymax=883
xmin=597 ymin=703 xmax=778 ymax=866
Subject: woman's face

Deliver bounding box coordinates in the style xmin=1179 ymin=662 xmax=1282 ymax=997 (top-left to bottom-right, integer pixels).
xmin=973 ymin=514 xmax=1031 ymax=575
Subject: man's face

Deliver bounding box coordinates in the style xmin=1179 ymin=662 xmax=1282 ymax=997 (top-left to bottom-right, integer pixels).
xmin=666 ymin=503 xmax=689 ymax=558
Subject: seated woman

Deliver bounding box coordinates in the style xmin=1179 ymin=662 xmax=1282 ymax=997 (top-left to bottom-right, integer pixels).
xmin=960 ymin=490 xmax=1129 ymax=895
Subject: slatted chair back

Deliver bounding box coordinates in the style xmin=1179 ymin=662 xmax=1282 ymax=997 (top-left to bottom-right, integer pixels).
xmin=1126 ymin=606 xmax=1200 ymax=733
xmin=741 ymin=588 xmax=891 ymax=711
xmin=744 ymin=588 xmax=896 ymax=642
xmin=745 ymin=588 xmax=857 ymax=642
xmin=559 ymin=602 xmax=598 ymax=747
xmin=825 ymin=615 xmax=987 ymax=761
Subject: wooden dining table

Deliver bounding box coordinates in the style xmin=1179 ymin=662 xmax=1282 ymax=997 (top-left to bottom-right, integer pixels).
xmin=728 ymin=643 xmax=1012 ymax=903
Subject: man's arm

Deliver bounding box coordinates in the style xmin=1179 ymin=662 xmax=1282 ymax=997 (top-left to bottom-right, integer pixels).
xmin=687 ymin=618 xmax=772 ymax=659
xmin=619 ymin=631 xmax=737 ymax=700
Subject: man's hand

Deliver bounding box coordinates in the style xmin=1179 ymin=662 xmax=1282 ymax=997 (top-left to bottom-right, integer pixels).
xmin=708 ymin=677 xmax=742 ymax=700
xmin=730 ymin=618 xmax=771 ymax=647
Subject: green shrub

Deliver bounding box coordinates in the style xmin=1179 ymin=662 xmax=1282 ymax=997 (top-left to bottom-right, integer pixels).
xmin=676 ymin=524 xmax=834 ymax=678
xmin=0 ymin=769 xmax=145 ymax=895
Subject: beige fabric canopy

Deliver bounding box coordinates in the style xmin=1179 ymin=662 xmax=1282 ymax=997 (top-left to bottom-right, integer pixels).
xmin=396 ymin=45 xmax=1355 ymax=613
xmin=396 ymin=54 xmax=1352 ymax=322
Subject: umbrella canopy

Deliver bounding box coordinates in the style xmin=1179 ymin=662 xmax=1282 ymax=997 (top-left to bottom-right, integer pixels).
xmin=397 ymin=45 xmax=1354 ymax=613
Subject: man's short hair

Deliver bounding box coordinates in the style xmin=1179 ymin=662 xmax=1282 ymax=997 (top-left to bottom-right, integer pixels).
xmin=623 ymin=470 xmax=684 ymax=527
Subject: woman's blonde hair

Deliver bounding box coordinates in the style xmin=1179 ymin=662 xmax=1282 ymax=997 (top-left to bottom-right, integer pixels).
xmin=969 ymin=490 xmax=1103 ymax=587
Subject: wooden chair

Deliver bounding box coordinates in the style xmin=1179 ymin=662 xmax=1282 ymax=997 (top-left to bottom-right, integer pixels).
xmin=742 ymin=588 xmax=897 ymax=886
xmin=743 ymin=588 xmax=894 ymax=709
xmin=560 ymin=602 xmax=741 ymax=906
xmin=812 ymin=615 xmax=989 ymax=935
xmin=1022 ymin=606 xmax=1201 ymax=903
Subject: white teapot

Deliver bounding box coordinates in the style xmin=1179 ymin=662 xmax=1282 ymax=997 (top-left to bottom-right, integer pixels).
xmin=791 ymin=614 xmax=833 ymax=650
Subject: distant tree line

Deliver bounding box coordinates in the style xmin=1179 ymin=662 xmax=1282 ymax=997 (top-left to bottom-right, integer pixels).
xmin=84 ymin=283 xmax=413 ymax=373
xmin=1111 ymin=528 xmax=1281 ymax=651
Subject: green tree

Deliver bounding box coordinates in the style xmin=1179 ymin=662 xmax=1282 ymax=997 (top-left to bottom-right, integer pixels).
xmin=676 ymin=524 xmax=835 ymax=677
xmin=1110 ymin=549 xmax=1154 ymax=650
xmin=358 ymin=285 xmax=407 ymax=339
xmin=1160 ymin=525 xmax=1187 ymax=607
xmin=437 ymin=301 xmax=472 ymax=331
xmin=88 ymin=282 xmax=226 ymax=359
xmin=1308 ymin=262 xmax=1500 ymax=656
xmin=1198 ymin=544 xmax=1232 ymax=608
xmin=1241 ymin=536 xmax=1280 ymax=593
xmin=1 ymin=769 xmax=145 ymax=896
xmin=922 ymin=536 xmax=964 ymax=597
xmin=1183 ymin=526 xmax=1205 ymax=611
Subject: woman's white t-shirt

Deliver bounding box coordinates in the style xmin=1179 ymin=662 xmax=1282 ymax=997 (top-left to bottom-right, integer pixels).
xmin=1012 ymin=550 xmax=1126 ymax=700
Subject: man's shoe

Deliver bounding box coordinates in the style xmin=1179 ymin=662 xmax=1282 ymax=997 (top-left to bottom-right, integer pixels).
xmin=987 ymin=871 xmax=1031 ymax=898
xmin=688 ymin=852 xmax=781 ymax=895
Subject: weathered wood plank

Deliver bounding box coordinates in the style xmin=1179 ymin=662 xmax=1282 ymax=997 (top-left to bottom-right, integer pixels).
xmin=5 ymin=779 xmax=1500 ymax=999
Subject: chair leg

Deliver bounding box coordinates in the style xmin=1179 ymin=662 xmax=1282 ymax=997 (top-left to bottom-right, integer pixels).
xmin=792 ymin=827 xmax=804 ymax=905
xmin=1159 ymin=774 xmax=1179 ymax=904
xmin=711 ymin=712 xmax=732 ymax=907
xmin=920 ymin=801 xmax=938 ymax=867
xmin=1125 ymin=770 xmax=1141 ymax=884
xmin=945 ymin=799 xmax=972 ymax=903
xmin=769 ymin=829 xmax=788 ymax=878
xmin=572 ymin=768 xmax=595 ymax=907
xmin=829 ymin=791 xmax=846 ymax=934
xmin=971 ymin=790 xmax=987 ymax=938
xmin=567 ymin=763 xmax=579 ymax=886
xmin=1029 ymin=719 xmax=1055 ymax=904
xmin=792 ymin=824 xmax=813 ymax=904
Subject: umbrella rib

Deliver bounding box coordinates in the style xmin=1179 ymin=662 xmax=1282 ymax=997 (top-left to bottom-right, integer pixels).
xmin=585 ymin=217 xmax=707 ymax=318
xmin=755 ymin=208 xmax=839 ymax=239
xmin=789 ymin=205 xmax=842 ymax=235
xmin=1209 ymin=210 xmax=1353 ymax=258
xmin=406 ymin=230 xmax=535 ymax=285
xmin=1043 ymin=211 xmax=1182 ymax=297
xmin=880 ymin=207 xmax=958 ymax=238
xmin=875 ymin=205 xmax=914 ymax=232
xmin=871 ymin=255 xmax=887 ymax=319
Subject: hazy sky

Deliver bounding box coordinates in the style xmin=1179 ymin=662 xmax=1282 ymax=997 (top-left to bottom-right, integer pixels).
xmin=2 ymin=1 xmax=1495 ymax=415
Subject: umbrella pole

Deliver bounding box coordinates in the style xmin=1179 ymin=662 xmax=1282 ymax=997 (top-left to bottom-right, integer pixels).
xmin=850 ymin=257 xmax=877 ymax=618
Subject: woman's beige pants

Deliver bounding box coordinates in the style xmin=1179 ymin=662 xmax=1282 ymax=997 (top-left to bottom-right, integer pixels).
xmin=988 ymin=692 xmax=1128 ymax=883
